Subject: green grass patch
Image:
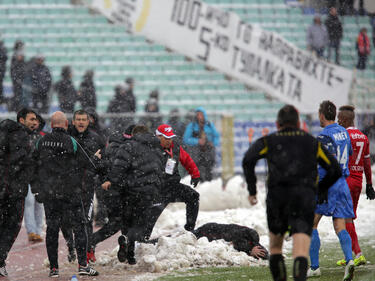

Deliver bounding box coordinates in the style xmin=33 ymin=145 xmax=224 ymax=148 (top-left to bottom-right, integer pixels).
xmin=156 ymin=236 xmax=375 ymax=281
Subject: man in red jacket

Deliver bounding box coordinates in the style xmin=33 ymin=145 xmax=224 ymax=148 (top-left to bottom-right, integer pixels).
xmin=147 ymin=124 xmax=201 ymax=234
xmin=337 ymin=105 xmax=375 ymax=267
xmin=356 ymin=27 xmax=371 ymax=70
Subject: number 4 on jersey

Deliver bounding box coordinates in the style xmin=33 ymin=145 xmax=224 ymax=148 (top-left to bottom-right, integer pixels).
xmin=336 ymin=144 xmax=348 ymax=169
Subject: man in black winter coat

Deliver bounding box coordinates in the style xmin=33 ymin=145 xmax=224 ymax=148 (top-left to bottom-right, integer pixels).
xmin=193 ymin=223 xmax=268 ymax=259
xmin=108 ymin=125 xmax=164 ymax=265
xmin=54 ymin=66 xmax=76 ymax=114
xmin=77 ymin=70 xmax=96 ymax=110
xmin=147 ymin=222 xmax=269 ymax=260
xmin=32 ymin=111 xmax=99 ymax=278
xmin=0 ymin=41 xmax=7 ymax=104
xmin=0 ymin=108 xmax=36 ymax=277
xmin=10 ymin=51 xmax=26 ymax=111
xmin=107 ymin=83 xmax=136 ymax=133
xmin=89 ymin=125 xmax=135 ymax=255
xmin=325 ymin=7 xmax=343 ymax=65
xmin=63 ymin=109 xmax=105 ymax=263
xmin=30 ymin=55 xmax=52 ymax=114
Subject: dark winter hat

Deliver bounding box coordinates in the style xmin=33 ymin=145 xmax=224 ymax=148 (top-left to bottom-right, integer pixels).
xmin=156 ymin=124 xmax=176 ymax=138
xmin=124 ymin=124 xmax=136 ymax=136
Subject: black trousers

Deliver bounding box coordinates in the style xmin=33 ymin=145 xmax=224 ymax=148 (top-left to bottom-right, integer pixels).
xmin=91 ymin=195 xmax=123 ymax=248
xmin=61 ymin=192 xmax=94 ymax=253
xmin=44 ymin=199 xmax=87 ymax=269
xmin=121 ymin=188 xmax=159 ymax=258
xmin=145 ymin=182 xmax=200 ymax=238
xmin=357 ymin=54 xmax=368 ymax=70
xmin=0 ymin=197 xmax=24 ymax=266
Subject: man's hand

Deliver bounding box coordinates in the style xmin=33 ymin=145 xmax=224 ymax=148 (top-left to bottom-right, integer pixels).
xmin=366 ymin=184 xmax=375 ymax=200
xmin=95 ymin=149 xmax=102 ymax=159
xmin=248 ymin=195 xmax=258 ymax=206
xmin=247 ymin=128 xmax=254 ymax=143
xmin=191 ymin=177 xmax=200 ymax=188
xmin=250 ymin=245 xmax=268 ymax=259
xmin=101 ymin=181 xmax=111 ymax=190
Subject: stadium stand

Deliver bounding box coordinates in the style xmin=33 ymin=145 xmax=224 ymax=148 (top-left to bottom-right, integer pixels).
xmin=0 ymin=0 xmax=284 ymax=121
xmin=0 ymin=0 xmax=373 ymax=174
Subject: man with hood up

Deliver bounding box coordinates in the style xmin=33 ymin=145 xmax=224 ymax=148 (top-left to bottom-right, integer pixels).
xmin=183 ymin=107 xmax=220 ymax=182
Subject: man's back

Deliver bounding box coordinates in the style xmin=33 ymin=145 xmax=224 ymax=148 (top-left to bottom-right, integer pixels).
xmin=35 ymin=128 xmax=81 ymax=200
xmin=0 ymin=119 xmax=31 ymax=199
xmin=346 ymin=127 xmax=369 ymax=182
xmin=318 ymin=123 xmax=351 ymax=179
xmin=244 ymin=127 xmax=322 ymax=192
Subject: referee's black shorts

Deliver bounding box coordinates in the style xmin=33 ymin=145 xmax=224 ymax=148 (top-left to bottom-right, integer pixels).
xmin=266 ymin=186 xmax=316 ymax=236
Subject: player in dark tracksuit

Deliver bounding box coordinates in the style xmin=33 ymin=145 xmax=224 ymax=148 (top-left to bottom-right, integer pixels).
xmin=242 ymin=105 xmax=342 ymax=281
xmin=145 ymin=124 xmax=200 ymax=236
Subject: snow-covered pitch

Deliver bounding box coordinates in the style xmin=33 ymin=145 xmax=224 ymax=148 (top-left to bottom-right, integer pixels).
xmin=95 ymin=175 xmax=375 ymax=275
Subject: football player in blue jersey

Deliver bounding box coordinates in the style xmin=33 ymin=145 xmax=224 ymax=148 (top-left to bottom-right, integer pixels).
xmin=307 ymin=101 xmax=355 ymax=281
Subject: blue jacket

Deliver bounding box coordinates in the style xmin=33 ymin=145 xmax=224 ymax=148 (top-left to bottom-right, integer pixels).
xmin=183 ymin=107 xmax=220 ymax=147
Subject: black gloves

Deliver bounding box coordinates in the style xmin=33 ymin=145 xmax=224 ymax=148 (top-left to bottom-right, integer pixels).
xmin=190 ymin=177 xmax=200 ymax=187
xmin=366 ymin=184 xmax=375 ymax=200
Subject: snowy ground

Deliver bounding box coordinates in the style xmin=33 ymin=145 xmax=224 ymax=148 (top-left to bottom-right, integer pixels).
xmin=94 ymin=175 xmax=375 ymax=280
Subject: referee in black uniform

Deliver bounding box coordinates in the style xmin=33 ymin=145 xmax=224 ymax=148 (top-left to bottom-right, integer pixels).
xmin=242 ymin=105 xmax=342 ymax=281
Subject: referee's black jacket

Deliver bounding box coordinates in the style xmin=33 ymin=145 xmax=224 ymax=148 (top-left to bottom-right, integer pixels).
xmin=242 ymin=127 xmax=341 ymax=196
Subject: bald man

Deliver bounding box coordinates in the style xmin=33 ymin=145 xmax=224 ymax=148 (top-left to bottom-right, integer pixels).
xmin=32 ymin=111 xmax=99 ymax=277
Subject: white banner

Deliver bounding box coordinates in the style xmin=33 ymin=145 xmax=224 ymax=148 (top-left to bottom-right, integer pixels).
xmin=92 ymin=0 xmax=353 ymax=113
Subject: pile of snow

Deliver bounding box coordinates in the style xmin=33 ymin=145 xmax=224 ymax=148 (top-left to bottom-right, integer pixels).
xmin=95 ymin=175 xmax=375 ymax=273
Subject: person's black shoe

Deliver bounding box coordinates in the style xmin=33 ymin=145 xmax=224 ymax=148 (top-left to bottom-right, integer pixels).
xmin=0 ymin=265 xmax=8 ymax=277
xmin=68 ymin=247 xmax=76 ymax=263
xmin=117 ymin=235 xmax=128 ymax=263
xmin=78 ymin=265 xmax=99 ymax=276
xmin=184 ymin=223 xmax=195 ymax=232
xmin=127 ymin=255 xmax=136 ymax=265
xmin=49 ymin=267 xmax=59 ymax=278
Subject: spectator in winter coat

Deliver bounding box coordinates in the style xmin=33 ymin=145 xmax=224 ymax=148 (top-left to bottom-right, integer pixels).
xmin=109 ymin=125 xmax=164 ymax=265
xmin=356 ymin=27 xmax=371 ymax=70
xmin=142 ymin=89 xmax=162 ymax=132
xmin=183 ymin=107 xmax=220 ymax=182
xmin=54 ymin=66 xmax=76 ymax=113
xmin=107 ymin=83 xmax=136 ymax=133
xmin=0 ymin=108 xmax=35 ymax=277
xmin=77 ymin=70 xmax=96 ymax=110
xmin=167 ymin=108 xmax=186 ymax=137
xmin=10 ymin=51 xmax=26 ymax=111
xmin=325 ymin=7 xmax=343 ymax=65
xmin=30 ymin=55 xmax=52 ymax=114
xmin=0 ymin=41 xmax=7 ymax=104
xmin=307 ymin=16 xmax=329 ymax=58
